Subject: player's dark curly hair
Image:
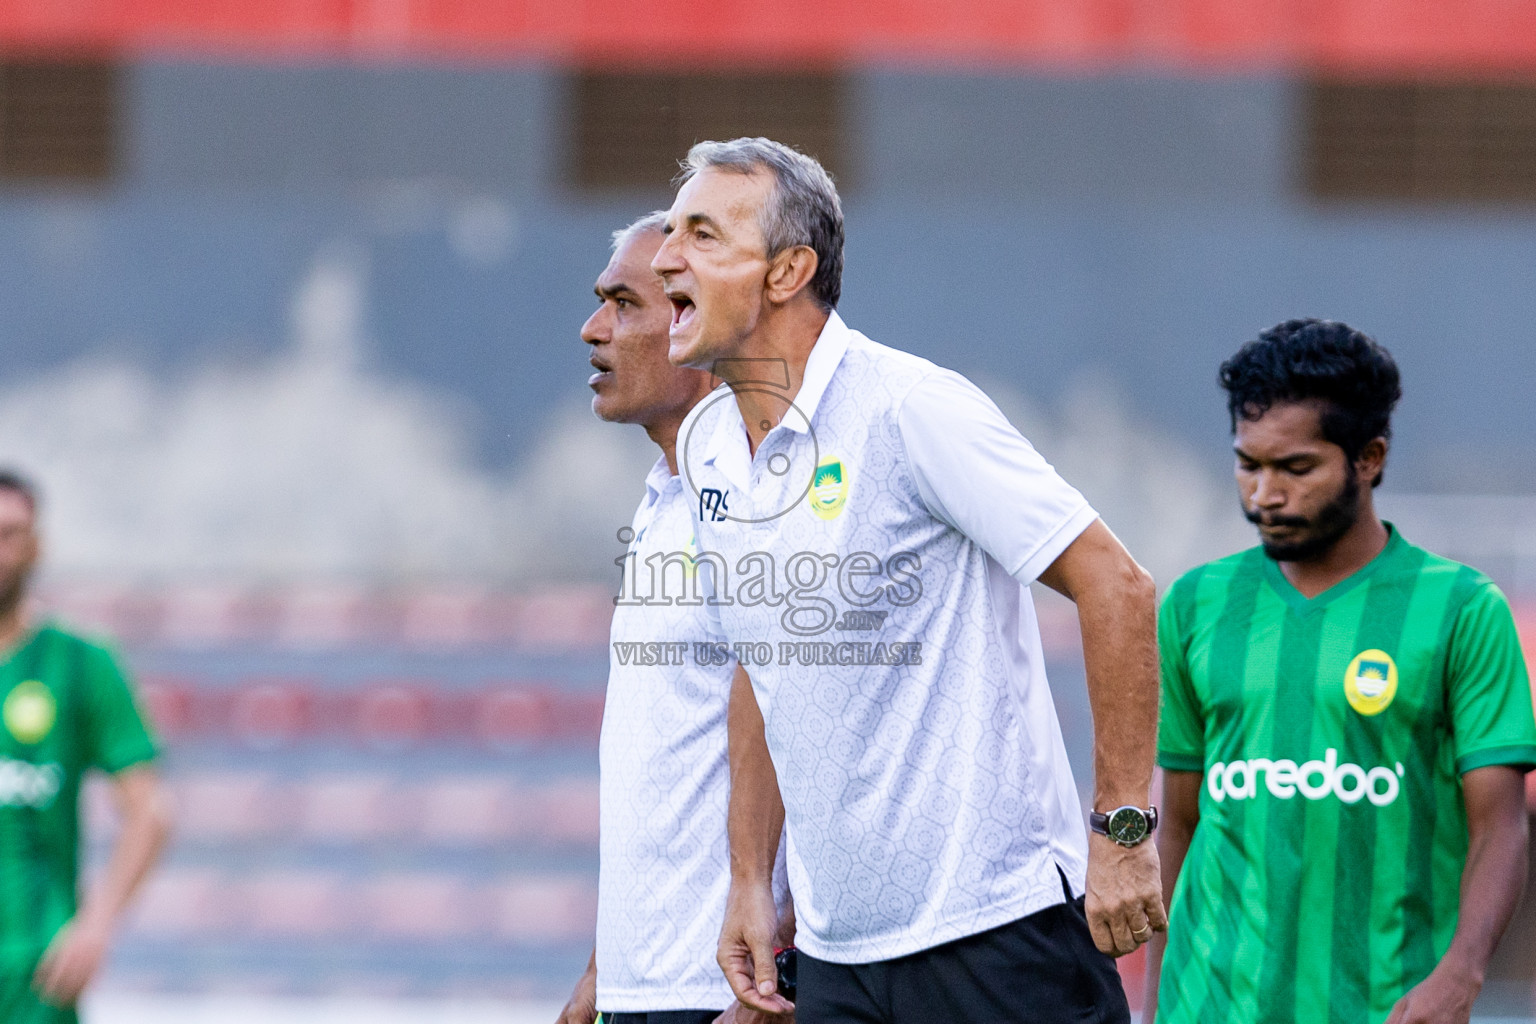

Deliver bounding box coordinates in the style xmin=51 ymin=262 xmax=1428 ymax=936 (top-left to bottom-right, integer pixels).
xmin=1219 ymin=319 xmax=1402 ymax=487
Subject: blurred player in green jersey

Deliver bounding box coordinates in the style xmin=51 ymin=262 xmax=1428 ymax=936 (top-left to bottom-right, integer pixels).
xmin=1145 ymin=321 xmax=1536 ymax=1024
xmin=0 ymin=471 xmax=172 ymax=1023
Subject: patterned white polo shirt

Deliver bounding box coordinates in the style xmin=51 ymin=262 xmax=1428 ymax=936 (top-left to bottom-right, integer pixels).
xmin=680 ymin=312 xmax=1098 ymax=964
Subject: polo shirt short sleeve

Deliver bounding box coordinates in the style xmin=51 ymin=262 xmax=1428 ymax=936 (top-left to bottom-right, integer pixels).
xmin=898 ymin=371 xmax=1097 ymax=587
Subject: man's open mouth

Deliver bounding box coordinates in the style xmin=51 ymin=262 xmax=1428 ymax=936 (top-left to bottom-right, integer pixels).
xmin=669 ymin=294 xmax=696 ymax=330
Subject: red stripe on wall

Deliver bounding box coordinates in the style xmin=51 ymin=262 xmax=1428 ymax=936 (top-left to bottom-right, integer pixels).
xmin=0 ymin=0 xmax=1533 ymax=71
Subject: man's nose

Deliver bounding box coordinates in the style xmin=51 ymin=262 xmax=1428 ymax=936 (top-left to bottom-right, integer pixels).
xmin=1250 ymin=470 xmax=1286 ymax=508
xmin=651 ymin=233 xmax=683 ymax=276
xmin=581 ymin=306 xmax=609 ymax=345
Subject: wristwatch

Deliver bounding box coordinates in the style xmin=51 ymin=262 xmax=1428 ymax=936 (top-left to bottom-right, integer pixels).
xmin=1089 ymin=805 xmax=1158 ymax=847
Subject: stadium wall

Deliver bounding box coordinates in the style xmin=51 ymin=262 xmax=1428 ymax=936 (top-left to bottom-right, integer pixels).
xmin=1 ymin=63 xmax=1533 ymax=498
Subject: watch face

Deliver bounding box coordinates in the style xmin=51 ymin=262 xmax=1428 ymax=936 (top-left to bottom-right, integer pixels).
xmin=1106 ymin=806 xmax=1148 ymax=845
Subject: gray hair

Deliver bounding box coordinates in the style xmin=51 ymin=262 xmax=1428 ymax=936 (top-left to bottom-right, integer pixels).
xmin=677 ymin=138 xmax=843 ymax=311
xmin=610 ymin=210 xmax=669 ymax=251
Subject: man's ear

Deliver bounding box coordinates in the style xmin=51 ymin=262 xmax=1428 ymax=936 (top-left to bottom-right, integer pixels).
xmin=764 ymin=245 xmax=819 ymax=306
xmin=1358 ymin=436 xmax=1388 ymax=488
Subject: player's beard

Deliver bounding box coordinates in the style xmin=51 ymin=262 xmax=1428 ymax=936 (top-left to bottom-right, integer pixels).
xmin=1245 ymin=467 xmax=1361 ymax=563
xmin=0 ymin=564 xmax=30 ymax=619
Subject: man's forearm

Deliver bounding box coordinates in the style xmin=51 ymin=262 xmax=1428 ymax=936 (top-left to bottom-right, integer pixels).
xmin=1066 ymin=532 xmax=1159 ymax=806
xmin=1441 ymin=766 xmax=1529 ymax=981
xmin=81 ymin=767 xmax=172 ymax=930
xmin=1039 ymin=522 xmax=1164 ymax=957
xmin=555 ymin=947 xmax=598 ymax=1024
xmin=1081 ymin=583 xmax=1159 ymax=807
xmin=728 ymin=663 xmax=784 ymax=885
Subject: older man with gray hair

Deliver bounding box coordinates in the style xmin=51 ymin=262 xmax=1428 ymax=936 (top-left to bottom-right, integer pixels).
xmin=556 ymin=211 xmax=791 ymax=1024
xmin=660 ymin=137 xmax=1163 ymax=1024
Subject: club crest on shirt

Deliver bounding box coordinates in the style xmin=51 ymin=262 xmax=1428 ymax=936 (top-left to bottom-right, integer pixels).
xmin=1344 ymin=649 xmax=1398 ymax=716
xmin=810 ymin=456 xmax=849 ymax=520
xmin=3 ymin=681 xmax=56 ymax=745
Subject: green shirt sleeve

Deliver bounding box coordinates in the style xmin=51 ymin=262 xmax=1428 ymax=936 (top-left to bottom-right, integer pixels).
xmin=1447 ymin=583 xmax=1536 ymax=775
xmin=79 ymin=641 xmax=158 ymax=773
xmin=1157 ymin=581 xmax=1206 ymax=773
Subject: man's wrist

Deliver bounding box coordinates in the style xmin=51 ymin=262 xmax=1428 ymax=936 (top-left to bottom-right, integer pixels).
xmin=729 ymin=865 xmax=778 ymax=889
xmin=1093 ymin=786 xmax=1153 ymax=809
xmin=1434 ymin=950 xmax=1487 ymax=989
xmin=773 ymin=917 xmax=796 ymax=949
xmin=68 ymin=909 xmax=116 ymax=938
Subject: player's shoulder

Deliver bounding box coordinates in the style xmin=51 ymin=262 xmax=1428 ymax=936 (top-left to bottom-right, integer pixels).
xmin=839 ymin=327 xmax=995 ymax=418
xmin=29 ymin=621 xmax=130 ymax=679
xmin=1398 ymin=536 xmax=1493 ymax=585
xmin=842 ymin=328 xmax=936 ymax=375
xmin=34 ymin=620 xmax=116 ymax=655
xmin=1393 ymin=536 xmax=1507 ymax=617
xmin=1167 ymin=547 xmax=1267 ymax=598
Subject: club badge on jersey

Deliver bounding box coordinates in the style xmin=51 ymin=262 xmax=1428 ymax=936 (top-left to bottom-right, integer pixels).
xmin=1344 ymin=649 xmax=1398 ymax=716
xmin=3 ymin=681 xmax=56 ymax=745
xmin=810 ymin=456 xmax=849 ymax=520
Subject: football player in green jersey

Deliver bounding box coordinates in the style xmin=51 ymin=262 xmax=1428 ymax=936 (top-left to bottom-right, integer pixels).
xmin=1145 ymin=320 xmax=1536 ymax=1024
xmin=0 ymin=471 xmax=172 ymax=1024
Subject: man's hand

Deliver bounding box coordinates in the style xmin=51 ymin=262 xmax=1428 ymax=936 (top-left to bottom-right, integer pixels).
xmin=713 ymin=1000 xmax=795 ymax=1024
xmin=35 ymin=764 xmax=172 ymax=1009
xmin=32 ymin=917 xmax=111 ymax=1008
xmin=1384 ymin=961 xmax=1481 ymax=1024
xmin=718 ymin=882 xmax=794 ymax=1016
xmin=555 ymin=951 xmax=598 ymax=1024
xmin=1085 ymin=834 xmax=1166 ymax=957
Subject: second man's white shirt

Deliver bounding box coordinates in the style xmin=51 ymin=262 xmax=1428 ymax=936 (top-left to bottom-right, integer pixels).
xmin=597 ymin=456 xmax=739 ymax=1012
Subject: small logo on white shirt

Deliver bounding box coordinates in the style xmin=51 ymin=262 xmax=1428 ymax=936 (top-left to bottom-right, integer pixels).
xmin=810 ymin=457 xmax=849 ymax=520
xmin=700 ymin=488 xmax=730 ymax=522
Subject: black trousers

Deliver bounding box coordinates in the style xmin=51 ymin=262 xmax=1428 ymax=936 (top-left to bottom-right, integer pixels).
xmin=797 ymin=894 xmax=1131 ymax=1024
xmin=601 ymin=1012 xmax=720 ymax=1024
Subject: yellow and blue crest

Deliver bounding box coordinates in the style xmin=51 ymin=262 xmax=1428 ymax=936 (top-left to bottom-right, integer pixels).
xmin=3 ymin=681 xmax=56 ymax=745
xmin=810 ymin=456 xmax=849 ymax=520
xmin=1344 ymin=649 xmax=1398 ymax=716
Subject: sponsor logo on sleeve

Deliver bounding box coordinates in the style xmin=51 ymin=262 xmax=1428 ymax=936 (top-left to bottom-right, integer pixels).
xmin=3 ymin=681 xmax=56 ymax=745
xmin=1344 ymin=649 xmax=1398 ymax=716
xmin=810 ymin=457 xmax=848 ymax=520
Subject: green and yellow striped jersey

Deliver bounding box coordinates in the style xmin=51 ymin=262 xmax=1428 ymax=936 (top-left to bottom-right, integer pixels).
xmin=0 ymin=624 xmax=157 ymax=973
xmin=1156 ymin=527 xmax=1536 ymax=1024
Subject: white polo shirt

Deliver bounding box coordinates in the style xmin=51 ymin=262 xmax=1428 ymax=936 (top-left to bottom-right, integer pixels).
xmin=680 ymin=312 xmax=1098 ymax=964
xmin=596 ymin=456 xmax=738 ymax=1012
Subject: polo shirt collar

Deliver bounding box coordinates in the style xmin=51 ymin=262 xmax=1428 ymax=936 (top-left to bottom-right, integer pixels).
xmin=699 ymin=312 xmax=852 ymax=483
xmin=641 ymin=454 xmax=673 ymax=505
xmin=782 ymin=311 xmax=851 ymax=434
